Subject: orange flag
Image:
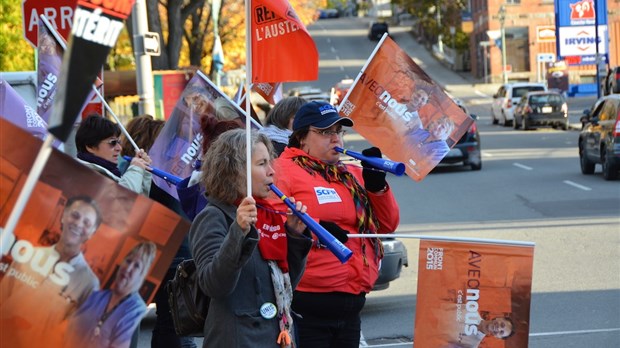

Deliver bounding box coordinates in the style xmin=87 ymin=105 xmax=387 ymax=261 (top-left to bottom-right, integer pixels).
xmin=250 ymin=0 xmax=318 ymax=83
xmin=414 ymin=240 xmax=534 ymax=348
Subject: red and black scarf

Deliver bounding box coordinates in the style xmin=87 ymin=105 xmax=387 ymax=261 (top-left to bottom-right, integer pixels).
xmin=292 ymin=155 xmax=383 ymax=259
xmin=255 ymin=197 xmax=289 ymax=272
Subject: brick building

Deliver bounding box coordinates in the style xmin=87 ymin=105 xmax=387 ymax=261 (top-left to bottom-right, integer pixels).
xmin=469 ymin=0 xmax=620 ymax=84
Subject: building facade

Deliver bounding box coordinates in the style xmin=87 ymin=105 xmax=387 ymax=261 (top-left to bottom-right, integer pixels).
xmin=469 ymin=0 xmax=620 ymax=84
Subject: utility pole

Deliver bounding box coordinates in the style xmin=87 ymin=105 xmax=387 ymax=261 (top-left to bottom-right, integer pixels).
xmin=499 ymin=4 xmax=508 ymax=84
xmin=437 ymin=0 xmax=443 ymax=54
xmin=132 ymin=0 xmax=156 ymax=116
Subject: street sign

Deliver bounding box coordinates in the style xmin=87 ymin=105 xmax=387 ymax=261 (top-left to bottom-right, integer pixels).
xmin=537 ymin=53 xmax=555 ymax=63
xmin=144 ymin=32 xmax=161 ymax=56
xmin=22 ymin=0 xmax=78 ymax=47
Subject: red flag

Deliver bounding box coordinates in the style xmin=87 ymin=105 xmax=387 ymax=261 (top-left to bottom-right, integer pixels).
xmin=250 ymin=0 xmax=318 ymax=83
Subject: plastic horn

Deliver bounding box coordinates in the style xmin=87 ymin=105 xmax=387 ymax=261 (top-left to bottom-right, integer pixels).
xmin=122 ymin=156 xmax=182 ymax=185
xmin=334 ymin=147 xmax=406 ymax=176
xmin=269 ymin=184 xmax=353 ymax=264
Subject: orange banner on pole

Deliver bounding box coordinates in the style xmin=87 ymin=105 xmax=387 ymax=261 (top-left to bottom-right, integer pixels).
xmin=250 ymin=0 xmax=318 ymax=83
xmin=414 ymin=240 xmax=534 ymax=348
xmin=339 ymin=36 xmax=473 ymax=181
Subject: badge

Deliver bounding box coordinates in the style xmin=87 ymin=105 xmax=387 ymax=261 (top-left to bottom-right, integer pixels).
xmin=260 ymin=302 xmax=277 ymax=319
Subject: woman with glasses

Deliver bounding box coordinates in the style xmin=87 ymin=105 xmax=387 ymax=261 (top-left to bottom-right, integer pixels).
xmin=269 ymin=101 xmax=400 ymax=348
xmin=75 ymin=114 xmax=152 ymax=195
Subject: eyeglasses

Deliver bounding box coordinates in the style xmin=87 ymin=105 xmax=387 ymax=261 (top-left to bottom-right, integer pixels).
xmin=310 ymin=129 xmax=346 ymax=137
xmin=106 ymin=138 xmax=121 ymax=147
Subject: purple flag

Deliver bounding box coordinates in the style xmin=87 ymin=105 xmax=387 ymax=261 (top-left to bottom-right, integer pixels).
xmin=1 ymin=79 xmax=49 ymax=140
xmin=47 ymin=0 xmax=135 ymax=142
xmin=36 ymin=18 xmax=64 ymax=123
xmin=149 ymin=71 xmax=260 ymax=198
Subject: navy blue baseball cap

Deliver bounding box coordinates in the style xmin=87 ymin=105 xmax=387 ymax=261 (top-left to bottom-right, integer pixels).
xmin=293 ymin=101 xmax=354 ymax=131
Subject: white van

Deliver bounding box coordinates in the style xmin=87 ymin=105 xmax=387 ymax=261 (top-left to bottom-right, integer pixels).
xmin=491 ymin=82 xmax=547 ymax=126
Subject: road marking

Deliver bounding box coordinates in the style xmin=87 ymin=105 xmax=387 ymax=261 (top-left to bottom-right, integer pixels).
xmin=513 ymin=163 xmax=533 ymax=170
xmin=331 ymin=46 xmax=336 ymax=53
xmin=530 ymin=327 xmax=620 ymax=337
xmin=563 ymin=180 xmax=592 ymax=191
xmin=361 ymin=328 xmax=620 ymax=347
xmin=475 ymin=90 xmax=490 ymax=98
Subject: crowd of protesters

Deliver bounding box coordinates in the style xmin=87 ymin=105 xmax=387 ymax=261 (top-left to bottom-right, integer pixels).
xmin=1 ymin=88 xmax=401 ymax=348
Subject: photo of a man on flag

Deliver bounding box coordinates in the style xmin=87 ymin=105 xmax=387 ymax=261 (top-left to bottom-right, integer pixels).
xmin=338 ymin=36 xmax=474 ymax=181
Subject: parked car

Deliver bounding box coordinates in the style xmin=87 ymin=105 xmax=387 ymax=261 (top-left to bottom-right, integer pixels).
xmin=603 ymin=66 xmax=620 ymax=95
xmin=288 ymin=86 xmax=322 ymax=97
xmin=491 ymin=83 xmax=547 ymax=126
xmin=578 ymin=94 xmax=620 ymax=180
xmin=331 ymin=78 xmax=354 ymax=106
xmin=440 ymin=99 xmax=481 ymax=170
xmin=513 ymin=91 xmax=568 ymax=130
xmin=374 ymin=238 xmax=408 ymax=290
xmin=368 ymin=21 xmax=389 ymax=41
xmin=302 ymin=92 xmax=331 ymax=103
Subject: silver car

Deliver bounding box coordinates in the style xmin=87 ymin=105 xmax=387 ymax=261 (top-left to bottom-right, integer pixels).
xmin=491 ymin=83 xmax=547 ymax=127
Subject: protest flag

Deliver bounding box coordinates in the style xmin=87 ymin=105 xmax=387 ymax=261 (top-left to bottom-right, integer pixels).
xmin=338 ymin=35 xmax=474 ymax=181
xmin=148 ymin=71 xmax=261 ymax=198
xmin=0 ymin=118 xmax=189 ymax=347
xmin=253 ymin=82 xmax=283 ymax=105
xmin=0 ymin=80 xmax=50 ymax=141
xmin=235 ymin=84 xmax=263 ymax=126
xmin=36 ymin=17 xmax=64 ymax=123
xmin=38 ymin=15 xmax=105 ymax=127
xmin=1 ymin=0 xmax=135 ymax=256
xmin=212 ymin=34 xmax=226 ymax=73
xmin=414 ymin=239 xmax=534 ymax=348
xmin=47 ymin=0 xmax=135 ymax=142
xmin=249 ymin=0 xmax=318 ymax=83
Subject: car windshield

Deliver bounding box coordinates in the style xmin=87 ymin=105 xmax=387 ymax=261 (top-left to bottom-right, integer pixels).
xmin=513 ymin=86 xmax=545 ymax=98
xmin=529 ymin=94 xmax=563 ymax=106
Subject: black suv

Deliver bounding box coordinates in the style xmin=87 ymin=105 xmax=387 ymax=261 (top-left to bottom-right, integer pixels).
xmin=579 ymin=94 xmax=620 ymax=180
xmin=368 ymin=22 xmax=389 ymax=41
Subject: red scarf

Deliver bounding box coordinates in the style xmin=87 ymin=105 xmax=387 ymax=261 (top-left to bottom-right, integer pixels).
xmin=255 ymin=197 xmax=289 ymax=272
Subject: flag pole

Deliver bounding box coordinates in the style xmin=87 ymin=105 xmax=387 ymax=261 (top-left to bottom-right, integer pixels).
xmin=245 ymin=0 xmax=252 ymax=197
xmin=0 ymin=136 xmax=55 ymax=250
xmin=346 ymin=234 xmax=535 ymax=247
xmin=336 ymin=33 xmax=389 ymax=113
xmin=41 ymin=15 xmax=141 ymax=153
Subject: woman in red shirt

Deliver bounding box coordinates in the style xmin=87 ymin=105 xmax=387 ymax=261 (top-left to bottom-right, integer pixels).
xmin=271 ymin=101 xmax=400 ymax=348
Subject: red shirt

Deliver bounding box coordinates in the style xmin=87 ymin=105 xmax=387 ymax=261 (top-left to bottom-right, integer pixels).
xmin=270 ymin=147 xmax=400 ymax=294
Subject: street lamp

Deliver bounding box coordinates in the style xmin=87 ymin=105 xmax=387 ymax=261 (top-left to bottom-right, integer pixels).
xmin=499 ymin=4 xmax=508 ymax=84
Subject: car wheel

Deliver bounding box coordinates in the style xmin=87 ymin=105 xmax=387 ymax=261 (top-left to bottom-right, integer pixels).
xmin=513 ymin=115 xmax=520 ymax=129
xmin=580 ymin=145 xmax=595 ymax=174
xmin=602 ymin=148 xmax=619 ymax=180
xmin=560 ymin=120 xmax=569 ymax=131
xmin=522 ymin=117 xmax=529 ymax=130
xmin=471 ymin=161 xmax=482 ymax=171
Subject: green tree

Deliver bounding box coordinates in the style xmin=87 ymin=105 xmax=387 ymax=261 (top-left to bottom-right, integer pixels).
xmin=0 ymin=0 xmax=35 ymax=71
xmin=395 ymin=0 xmax=469 ymax=52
